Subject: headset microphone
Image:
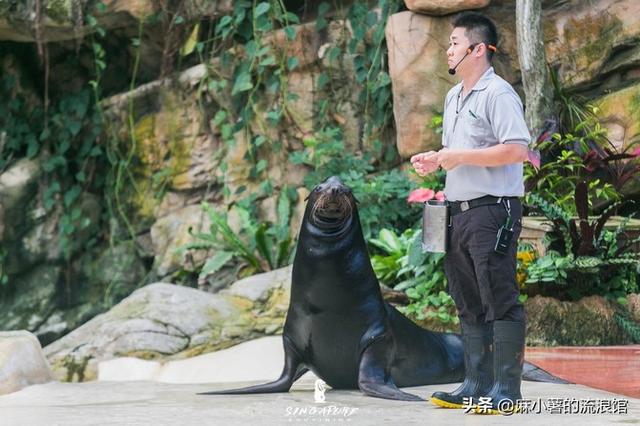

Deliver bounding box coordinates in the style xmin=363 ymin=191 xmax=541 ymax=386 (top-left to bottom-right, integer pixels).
xmin=448 ymin=44 xmax=477 ymax=75
xmin=447 ymin=43 xmax=498 ymax=75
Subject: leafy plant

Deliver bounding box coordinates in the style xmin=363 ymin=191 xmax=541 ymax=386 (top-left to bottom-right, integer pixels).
xmin=289 ymin=126 xmax=374 ymax=188
xmin=345 ymin=170 xmax=423 ymax=239
xmin=516 ymin=242 xmax=537 ymax=286
xmin=525 ymin=181 xmax=640 ymax=300
xmin=290 ymin=127 xmax=421 ymax=239
xmin=369 ymin=228 xmax=458 ymax=328
xmin=549 ymin=65 xmax=597 ymax=135
xmin=180 ymin=190 xmax=296 ymax=285
xmin=525 ymin=113 xmax=620 ymax=215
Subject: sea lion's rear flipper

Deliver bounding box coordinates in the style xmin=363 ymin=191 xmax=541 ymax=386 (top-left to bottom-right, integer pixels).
xmin=522 ymin=361 xmax=571 ymax=384
xmin=357 ymin=334 xmax=423 ymax=401
xmin=198 ymin=336 xmax=307 ymax=395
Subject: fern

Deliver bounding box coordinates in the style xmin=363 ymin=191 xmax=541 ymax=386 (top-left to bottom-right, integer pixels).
xmin=528 ymin=193 xmax=572 ymax=222
xmin=614 ymin=311 xmax=640 ymax=343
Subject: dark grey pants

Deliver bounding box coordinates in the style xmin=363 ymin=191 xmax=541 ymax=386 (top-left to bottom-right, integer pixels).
xmin=444 ymin=199 xmax=526 ymax=325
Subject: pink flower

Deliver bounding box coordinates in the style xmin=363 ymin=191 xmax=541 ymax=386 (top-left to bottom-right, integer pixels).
xmin=408 ymin=188 xmax=435 ymax=203
xmin=527 ymin=149 xmax=541 ymax=170
xmin=435 ymin=191 xmax=445 ymax=201
xmin=631 ymin=146 xmax=640 ymax=157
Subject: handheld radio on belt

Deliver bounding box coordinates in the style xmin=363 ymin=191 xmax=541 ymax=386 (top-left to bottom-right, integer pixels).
xmin=494 ymin=199 xmax=514 ymax=255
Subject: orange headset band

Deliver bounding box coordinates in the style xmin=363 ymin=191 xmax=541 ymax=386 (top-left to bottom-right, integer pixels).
xmin=466 ymin=44 xmax=498 ymax=53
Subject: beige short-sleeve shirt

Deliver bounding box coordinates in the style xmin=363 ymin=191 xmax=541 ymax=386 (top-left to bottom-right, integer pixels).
xmin=442 ymin=67 xmax=531 ymax=201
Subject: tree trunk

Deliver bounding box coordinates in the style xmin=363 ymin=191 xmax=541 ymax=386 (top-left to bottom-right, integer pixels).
xmin=516 ymin=0 xmax=554 ymax=139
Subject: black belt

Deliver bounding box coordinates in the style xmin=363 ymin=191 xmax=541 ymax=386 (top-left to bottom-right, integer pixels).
xmin=448 ymin=195 xmax=517 ymax=216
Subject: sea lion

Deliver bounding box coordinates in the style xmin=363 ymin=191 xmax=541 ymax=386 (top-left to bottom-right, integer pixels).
xmin=201 ymin=176 xmax=565 ymax=401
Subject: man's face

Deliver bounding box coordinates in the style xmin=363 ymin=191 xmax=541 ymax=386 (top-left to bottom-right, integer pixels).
xmin=447 ymin=27 xmax=473 ymax=75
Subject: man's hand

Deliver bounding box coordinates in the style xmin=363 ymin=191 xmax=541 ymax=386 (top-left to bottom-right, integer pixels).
xmin=411 ymin=143 xmax=527 ymax=174
xmin=410 ymin=151 xmax=439 ymax=176
xmin=436 ymin=148 xmax=463 ymax=171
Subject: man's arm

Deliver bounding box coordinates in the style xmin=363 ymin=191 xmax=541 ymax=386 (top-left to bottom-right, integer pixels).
xmin=437 ymin=143 xmax=527 ymax=170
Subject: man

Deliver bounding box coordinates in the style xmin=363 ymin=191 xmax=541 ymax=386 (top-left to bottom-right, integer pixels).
xmin=411 ymin=12 xmax=530 ymax=414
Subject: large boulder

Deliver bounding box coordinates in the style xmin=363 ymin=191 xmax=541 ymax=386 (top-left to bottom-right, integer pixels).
xmin=0 ymin=331 xmax=54 ymax=395
xmin=44 ymin=266 xmax=292 ymax=382
xmin=405 ymin=0 xmax=491 ymax=16
xmin=386 ymin=10 xmax=521 ymax=158
xmin=386 ymin=11 xmax=458 ymax=157
xmin=97 ymin=335 xmax=287 ymax=383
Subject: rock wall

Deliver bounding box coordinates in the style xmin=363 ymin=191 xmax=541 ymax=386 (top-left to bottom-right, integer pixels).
xmin=392 ymin=0 xmax=640 ymax=157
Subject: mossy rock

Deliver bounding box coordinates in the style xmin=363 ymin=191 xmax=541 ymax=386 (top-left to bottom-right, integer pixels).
xmin=525 ymin=295 xmax=632 ymax=346
xmin=43 ymin=267 xmax=292 ymax=382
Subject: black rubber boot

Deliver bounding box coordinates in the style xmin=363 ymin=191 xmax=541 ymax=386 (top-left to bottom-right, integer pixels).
xmin=474 ymin=320 xmax=525 ymax=414
xmin=430 ymin=322 xmax=493 ymax=408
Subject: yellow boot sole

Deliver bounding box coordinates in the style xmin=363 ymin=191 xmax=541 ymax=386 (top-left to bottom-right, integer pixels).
xmin=430 ymin=397 xmax=465 ymax=409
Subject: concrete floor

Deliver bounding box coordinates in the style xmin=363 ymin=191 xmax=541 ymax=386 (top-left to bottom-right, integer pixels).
xmin=2 ymin=336 xmax=639 ymax=425
xmin=1 ymin=376 xmax=638 ymax=426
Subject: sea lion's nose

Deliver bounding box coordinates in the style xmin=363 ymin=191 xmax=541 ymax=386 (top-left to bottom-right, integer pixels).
xmin=325 ymin=176 xmax=343 ymax=187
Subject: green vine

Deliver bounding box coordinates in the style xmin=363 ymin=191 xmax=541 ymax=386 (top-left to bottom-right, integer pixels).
xmin=1 ymin=0 xmax=407 ymax=291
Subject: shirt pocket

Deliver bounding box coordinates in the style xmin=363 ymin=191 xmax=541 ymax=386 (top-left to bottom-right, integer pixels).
xmin=464 ymin=114 xmax=494 ymax=148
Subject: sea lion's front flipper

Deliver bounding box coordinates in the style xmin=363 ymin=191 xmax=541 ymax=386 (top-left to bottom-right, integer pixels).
xmin=198 ymin=336 xmax=306 ymax=395
xmin=357 ymin=334 xmax=423 ymax=401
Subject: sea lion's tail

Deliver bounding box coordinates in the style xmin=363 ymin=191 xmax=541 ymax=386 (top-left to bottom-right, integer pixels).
xmin=523 ymin=361 xmax=571 ymax=384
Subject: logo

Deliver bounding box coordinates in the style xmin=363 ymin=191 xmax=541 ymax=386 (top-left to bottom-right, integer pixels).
xmin=284 ymin=379 xmax=360 ymax=422
xmin=314 ymin=379 xmax=327 ymax=403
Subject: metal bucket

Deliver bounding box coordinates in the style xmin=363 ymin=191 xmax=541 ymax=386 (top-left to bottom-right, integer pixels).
xmin=422 ymin=200 xmax=449 ymax=253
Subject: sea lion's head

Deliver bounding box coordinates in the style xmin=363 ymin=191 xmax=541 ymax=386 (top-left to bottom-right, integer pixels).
xmin=305 ymin=176 xmax=357 ymax=235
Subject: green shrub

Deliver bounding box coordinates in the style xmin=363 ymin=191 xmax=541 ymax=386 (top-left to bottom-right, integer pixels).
xmin=179 ymin=190 xmax=296 ymax=285
xmin=369 ymin=228 xmax=458 ymax=329
xmin=524 ymin=112 xmax=620 ymax=215
xmin=524 ymin=182 xmax=639 ymax=300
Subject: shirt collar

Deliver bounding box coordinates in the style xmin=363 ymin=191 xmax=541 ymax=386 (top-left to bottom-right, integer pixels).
xmin=470 ymin=66 xmax=495 ymax=92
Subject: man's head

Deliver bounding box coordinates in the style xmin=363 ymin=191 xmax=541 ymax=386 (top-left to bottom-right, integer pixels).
xmin=447 ymin=12 xmax=498 ymax=76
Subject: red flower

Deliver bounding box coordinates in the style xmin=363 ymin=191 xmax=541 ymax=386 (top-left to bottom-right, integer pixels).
xmin=435 ymin=191 xmax=445 ymax=201
xmin=408 ymin=188 xmax=435 ymax=203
